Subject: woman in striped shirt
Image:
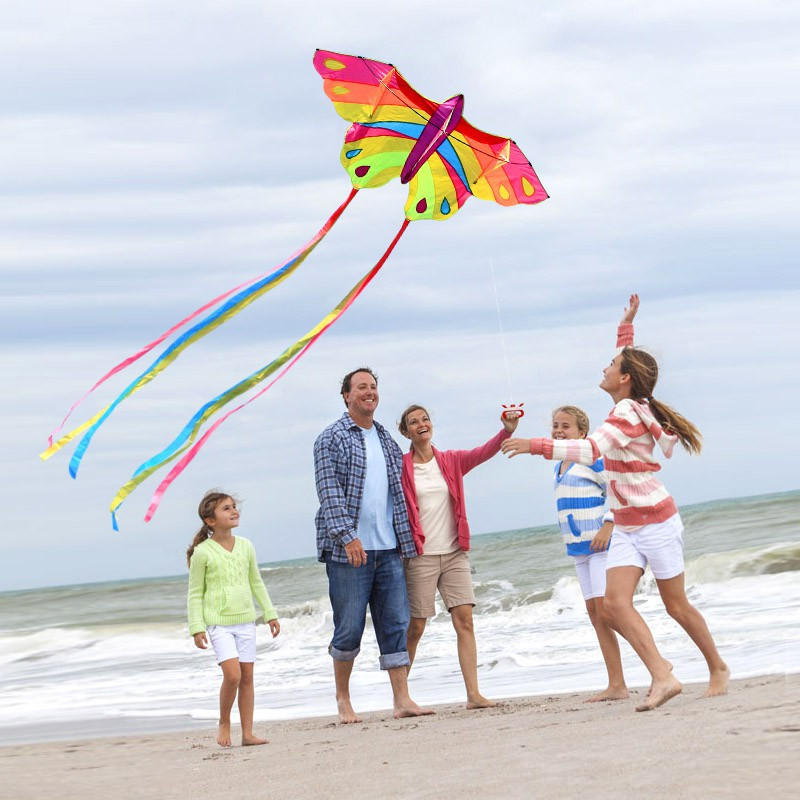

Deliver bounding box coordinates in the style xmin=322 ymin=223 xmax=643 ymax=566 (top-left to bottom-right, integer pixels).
xmin=502 ymin=295 xmax=729 ymax=711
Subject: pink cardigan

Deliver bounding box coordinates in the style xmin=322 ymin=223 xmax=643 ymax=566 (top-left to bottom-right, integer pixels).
xmin=401 ymin=429 xmax=511 ymax=555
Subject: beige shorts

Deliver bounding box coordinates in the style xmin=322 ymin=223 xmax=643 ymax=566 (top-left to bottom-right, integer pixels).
xmin=404 ymin=550 xmax=475 ymax=618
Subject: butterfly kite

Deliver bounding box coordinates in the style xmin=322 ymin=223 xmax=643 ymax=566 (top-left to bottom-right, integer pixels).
xmin=41 ymin=48 xmax=548 ymax=528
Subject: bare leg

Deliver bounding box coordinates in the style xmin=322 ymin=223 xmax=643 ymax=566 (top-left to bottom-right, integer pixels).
xmin=584 ymin=597 xmax=629 ymax=702
xmin=406 ymin=617 xmax=427 ymax=669
xmin=217 ymin=659 xmax=241 ymax=747
xmin=238 ymin=662 xmax=267 ymax=746
xmin=388 ymin=666 xmax=435 ymax=719
xmin=656 ymin=574 xmax=730 ymax=697
xmin=604 ymin=566 xmax=682 ymax=711
xmin=333 ymin=659 xmax=361 ymax=724
xmin=449 ymin=604 xmax=496 ymax=708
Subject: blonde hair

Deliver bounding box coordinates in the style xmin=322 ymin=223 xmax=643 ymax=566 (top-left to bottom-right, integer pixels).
xmin=552 ymin=405 xmax=590 ymax=436
xmin=186 ymin=490 xmax=235 ymax=567
xmin=620 ymin=347 xmax=702 ymax=454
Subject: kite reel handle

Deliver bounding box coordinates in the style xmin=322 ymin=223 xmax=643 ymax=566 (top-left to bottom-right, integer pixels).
xmin=501 ymin=402 xmax=525 ymax=420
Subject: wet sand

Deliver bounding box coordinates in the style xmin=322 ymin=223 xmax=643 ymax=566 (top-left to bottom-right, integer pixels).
xmin=2 ymin=675 xmax=798 ymax=800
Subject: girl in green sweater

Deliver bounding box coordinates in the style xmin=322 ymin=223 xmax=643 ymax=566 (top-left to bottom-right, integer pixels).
xmin=187 ymin=490 xmax=280 ymax=747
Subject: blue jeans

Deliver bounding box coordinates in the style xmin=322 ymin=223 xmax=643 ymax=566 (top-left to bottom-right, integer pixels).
xmin=325 ymin=549 xmax=411 ymax=670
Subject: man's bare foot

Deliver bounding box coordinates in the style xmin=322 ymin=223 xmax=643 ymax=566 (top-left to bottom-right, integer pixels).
xmin=585 ymin=686 xmax=630 ymax=703
xmin=337 ymin=698 xmax=362 ymax=724
xmin=242 ymin=734 xmax=268 ymax=746
xmin=466 ymin=694 xmax=498 ymax=710
xmin=705 ymin=664 xmax=730 ymax=697
xmin=217 ymin=721 xmax=232 ymax=747
xmin=393 ymin=700 xmax=435 ymax=719
xmin=636 ymin=675 xmax=682 ymax=711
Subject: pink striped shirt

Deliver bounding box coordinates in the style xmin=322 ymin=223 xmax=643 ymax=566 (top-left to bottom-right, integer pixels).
xmin=529 ymin=323 xmax=679 ymax=527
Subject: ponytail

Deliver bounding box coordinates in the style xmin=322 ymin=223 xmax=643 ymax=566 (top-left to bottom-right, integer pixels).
xmin=620 ymin=347 xmax=702 ymax=455
xmin=647 ymin=396 xmax=703 ymax=455
xmin=186 ymin=524 xmax=211 ymax=567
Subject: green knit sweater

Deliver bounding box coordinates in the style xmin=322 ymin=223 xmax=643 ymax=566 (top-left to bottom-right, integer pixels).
xmin=187 ymin=536 xmax=277 ymax=636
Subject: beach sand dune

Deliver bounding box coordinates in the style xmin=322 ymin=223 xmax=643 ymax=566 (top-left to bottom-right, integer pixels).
xmin=2 ymin=675 xmax=798 ymax=800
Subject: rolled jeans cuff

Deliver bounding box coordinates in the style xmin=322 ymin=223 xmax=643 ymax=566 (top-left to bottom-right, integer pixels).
xmin=379 ymin=651 xmax=411 ymax=670
xmin=329 ymin=643 xmax=360 ymax=662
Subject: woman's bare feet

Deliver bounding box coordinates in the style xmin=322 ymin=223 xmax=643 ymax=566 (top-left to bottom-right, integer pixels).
xmin=337 ymin=698 xmax=362 ymax=724
xmin=636 ymin=675 xmax=682 ymax=711
xmin=585 ymin=686 xmax=630 ymax=703
xmin=242 ymin=734 xmax=268 ymax=746
xmin=466 ymin=694 xmax=498 ymax=710
xmin=705 ymin=664 xmax=730 ymax=697
xmin=393 ymin=700 xmax=435 ymax=719
xmin=217 ymin=721 xmax=232 ymax=747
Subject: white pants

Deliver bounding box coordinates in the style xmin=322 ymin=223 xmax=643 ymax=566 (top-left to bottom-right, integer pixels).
xmin=606 ymin=514 xmax=685 ymax=580
xmin=572 ymin=551 xmax=609 ymax=600
xmin=207 ymin=622 xmax=257 ymax=664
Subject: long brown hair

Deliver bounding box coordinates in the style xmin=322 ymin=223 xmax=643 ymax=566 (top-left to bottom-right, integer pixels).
xmin=619 ymin=347 xmax=702 ymax=454
xmin=186 ymin=491 xmax=233 ymax=567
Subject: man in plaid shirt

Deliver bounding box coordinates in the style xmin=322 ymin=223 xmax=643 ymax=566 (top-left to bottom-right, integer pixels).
xmin=314 ymin=367 xmax=433 ymax=724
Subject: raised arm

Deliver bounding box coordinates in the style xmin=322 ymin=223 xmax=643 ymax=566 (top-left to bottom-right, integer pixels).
xmin=502 ymin=402 xmax=639 ymax=463
xmin=617 ymin=293 xmax=639 ymax=349
xmin=450 ymin=411 xmax=520 ymax=474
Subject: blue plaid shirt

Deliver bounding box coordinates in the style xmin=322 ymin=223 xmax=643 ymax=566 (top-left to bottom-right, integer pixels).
xmin=314 ymin=413 xmax=416 ymax=563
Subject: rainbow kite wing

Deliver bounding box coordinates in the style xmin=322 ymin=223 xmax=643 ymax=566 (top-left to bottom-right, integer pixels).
xmin=313 ymin=49 xmax=548 ymax=221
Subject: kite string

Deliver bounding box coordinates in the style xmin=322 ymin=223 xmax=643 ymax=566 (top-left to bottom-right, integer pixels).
xmin=489 ymin=257 xmax=514 ymax=405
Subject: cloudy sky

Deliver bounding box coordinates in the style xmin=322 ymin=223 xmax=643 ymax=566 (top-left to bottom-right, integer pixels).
xmin=3 ymin=1 xmax=797 ymax=591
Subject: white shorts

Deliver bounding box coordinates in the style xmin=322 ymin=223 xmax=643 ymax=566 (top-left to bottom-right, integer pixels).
xmin=207 ymin=622 xmax=257 ymax=664
xmin=573 ymin=551 xmax=609 ymax=600
xmin=606 ymin=514 xmax=685 ymax=580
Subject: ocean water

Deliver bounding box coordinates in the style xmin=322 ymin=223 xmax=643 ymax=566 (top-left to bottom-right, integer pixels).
xmin=1 ymin=491 xmax=798 ymax=745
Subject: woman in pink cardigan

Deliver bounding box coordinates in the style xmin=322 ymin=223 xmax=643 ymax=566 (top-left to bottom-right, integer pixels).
xmin=398 ymin=405 xmax=519 ymax=708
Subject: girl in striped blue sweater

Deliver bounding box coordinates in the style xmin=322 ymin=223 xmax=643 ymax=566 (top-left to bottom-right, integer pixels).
xmin=550 ymin=405 xmax=629 ymax=702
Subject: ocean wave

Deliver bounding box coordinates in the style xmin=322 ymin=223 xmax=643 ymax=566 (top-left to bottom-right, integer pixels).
xmin=686 ymin=541 xmax=800 ymax=584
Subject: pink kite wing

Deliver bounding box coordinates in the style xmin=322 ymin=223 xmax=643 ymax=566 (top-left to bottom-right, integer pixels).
xmin=313 ymin=49 xmax=438 ymax=125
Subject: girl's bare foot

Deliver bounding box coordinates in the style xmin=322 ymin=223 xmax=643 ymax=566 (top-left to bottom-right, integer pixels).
xmin=585 ymin=686 xmax=630 ymax=703
xmin=705 ymin=664 xmax=730 ymax=697
xmin=647 ymin=660 xmax=673 ymax=697
xmin=337 ymin=698 xmax=362 ymax=724
xmin=393 ymin=700 xmax=435 ymax=719
xmin=242 ymin=734 xmax=268 ymax=746
xmin=466 ymin=694 xmax=498 ymax=709
xmin=636 ymin=675 xmax=682 ymax=711
xmin=217 ymin=721 xmax=232 ymax=747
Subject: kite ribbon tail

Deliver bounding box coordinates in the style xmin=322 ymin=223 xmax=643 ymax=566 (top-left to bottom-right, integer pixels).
xmin=47 ymin=186 xmax=359 ymax=448
xmin=112 ymin=218 xmax=411 ymax=529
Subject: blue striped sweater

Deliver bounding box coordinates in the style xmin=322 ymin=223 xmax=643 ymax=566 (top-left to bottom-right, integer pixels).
xmin=553 ymin=458 xmax=609 ymax=556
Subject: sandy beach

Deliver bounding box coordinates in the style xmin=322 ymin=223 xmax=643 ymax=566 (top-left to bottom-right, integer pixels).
xmin=2 ymin=675 xmax=798 ymax=800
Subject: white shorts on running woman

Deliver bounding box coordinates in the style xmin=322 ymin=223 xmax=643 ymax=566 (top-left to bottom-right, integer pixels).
xmin=207 ymin=622 xmax=257 ymax=664
xmin=572 ymin=551 xmax=609 ymax=600
xmin=606 ymin=513 xmax=685 ymax=580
